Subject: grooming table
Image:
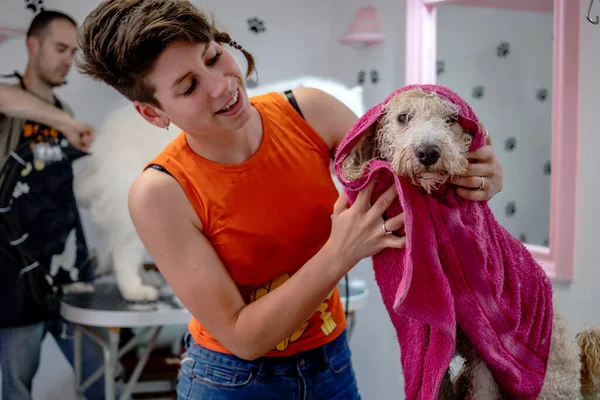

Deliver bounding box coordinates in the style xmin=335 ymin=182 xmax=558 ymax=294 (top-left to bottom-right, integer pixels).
xmin=60 ymin=281 xmax=190 ymax=400
xmin=60 ymin=278 xmax=368 ymax=400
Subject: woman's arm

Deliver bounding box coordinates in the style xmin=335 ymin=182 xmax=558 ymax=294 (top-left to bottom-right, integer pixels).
xmin=128 ymin=170 xmax=405 ymax=361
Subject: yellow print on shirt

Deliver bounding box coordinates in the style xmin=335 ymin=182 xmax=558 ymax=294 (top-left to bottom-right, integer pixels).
xmin=248 ymin=272 xmax=337 ymax=351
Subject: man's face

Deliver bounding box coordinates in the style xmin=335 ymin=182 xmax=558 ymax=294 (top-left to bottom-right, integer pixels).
xmin=30 ymin=19 xmax=78 ymax=87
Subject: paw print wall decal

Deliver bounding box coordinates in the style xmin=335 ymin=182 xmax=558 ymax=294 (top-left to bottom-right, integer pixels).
xmin=543 ymin=238 xmax=549 ymax=247
xmin=437 ymin=60 xmax=446 ymax=76
xmin=370 ymin=70 xmax=380 ymax=84
xmin=472 ymin=85 xmax=485 ymax=99
xmin=247 ymin=17 xmax=266 ymax=34
xmin=25 ymin=0 xmax=45 ymax=14
xmin=544 ymin=160 xmax=551 ymax=175
xmin=505 ymin=137 xmax=517 ymax=151
xmin=496 ymin=41 xmax=510 ymax=58
xmin=536 ymin=88 xmax=549 ymax=102
xmin=518 ymin=233 xmax=527 ymax=243
xmin=505 ymin=202 xmax=517 ymax=217
xmin=357 ymin=70 xmax=365 ymax=85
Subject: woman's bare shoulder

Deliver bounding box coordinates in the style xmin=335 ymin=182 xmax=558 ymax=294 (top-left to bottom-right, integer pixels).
xmin=128 ymin=168 xmax=203 ymax=231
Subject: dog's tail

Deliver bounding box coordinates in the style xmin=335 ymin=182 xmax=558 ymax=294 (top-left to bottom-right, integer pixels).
xmin=577 ymin=326 xmax=600 ymax=399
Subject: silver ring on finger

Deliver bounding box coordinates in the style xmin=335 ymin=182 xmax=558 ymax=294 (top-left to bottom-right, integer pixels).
xmin=382 ymin=221 xmax=393 ymax=235
xmin=477 ymin=176 xmax=485 ymax=191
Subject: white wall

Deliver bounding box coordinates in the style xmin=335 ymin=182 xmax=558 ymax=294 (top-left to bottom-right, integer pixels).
xmin=552 ymin=0 xmax=600 ymax=332
xmin=2 ymin=0 xmax=598 ymax=399
xmin=436 ymin=6 xmax=553 ymax=246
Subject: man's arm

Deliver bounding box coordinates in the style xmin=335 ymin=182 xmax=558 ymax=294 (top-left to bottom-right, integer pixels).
xmin=0 ymin=83 xmax=74 ymax=129
xmin=0 ymin=84 xmax=95 ymax=151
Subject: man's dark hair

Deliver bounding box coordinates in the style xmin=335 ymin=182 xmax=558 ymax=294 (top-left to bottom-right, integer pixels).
xmin=26 ymin=10 xmax=77 ymax=38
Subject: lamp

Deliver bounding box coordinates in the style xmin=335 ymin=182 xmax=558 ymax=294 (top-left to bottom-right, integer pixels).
xmin=339 ymin=6 xmax=385 ymax=46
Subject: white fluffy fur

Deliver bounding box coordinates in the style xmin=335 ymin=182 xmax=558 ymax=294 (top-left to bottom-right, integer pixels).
xmin=73 ymin=106 xmax=179 ymax=301
xmin=73 ymin=76 xmax=365 ymax=302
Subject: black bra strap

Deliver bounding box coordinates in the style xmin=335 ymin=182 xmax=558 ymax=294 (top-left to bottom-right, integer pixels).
xmin=284 ymin=89 xmax=305 ymax=120
xmin=145 ymin=164 xmax=172 ymax=176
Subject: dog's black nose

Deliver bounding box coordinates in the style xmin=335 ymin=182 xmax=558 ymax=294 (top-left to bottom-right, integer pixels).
xmin=415 ymin=145 xmax=441 ymax=166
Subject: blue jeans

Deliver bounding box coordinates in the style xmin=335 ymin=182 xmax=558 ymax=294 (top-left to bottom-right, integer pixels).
xmin=177 ymin=329 xmax=361 ymax=400
xmin=0 ymin=318 xmax=106 ymax=400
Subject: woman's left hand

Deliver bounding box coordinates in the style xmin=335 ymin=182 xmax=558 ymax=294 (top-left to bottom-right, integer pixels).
xmin=450 ymin=124 xmax=503 ymax=201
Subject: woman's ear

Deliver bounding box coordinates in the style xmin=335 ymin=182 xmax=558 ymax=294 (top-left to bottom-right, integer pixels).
xmin=133 ymin=102 xmax=168 ymax=129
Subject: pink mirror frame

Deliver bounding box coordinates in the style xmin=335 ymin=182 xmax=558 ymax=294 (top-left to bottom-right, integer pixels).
xmin=405 ymin=0 xmax=580 ymax=281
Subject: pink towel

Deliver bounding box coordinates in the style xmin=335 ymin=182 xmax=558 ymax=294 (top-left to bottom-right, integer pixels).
xmin=333 ymin=84 xmax=553 ymax=399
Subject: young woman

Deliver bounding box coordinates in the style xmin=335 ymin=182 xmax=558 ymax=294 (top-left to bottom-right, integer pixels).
xmin=77 ymin=1 xmax=503 ymax=398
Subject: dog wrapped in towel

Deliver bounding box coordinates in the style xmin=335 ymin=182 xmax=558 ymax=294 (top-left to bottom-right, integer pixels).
xmin=333 ymin=84 xmax=600 ymax=399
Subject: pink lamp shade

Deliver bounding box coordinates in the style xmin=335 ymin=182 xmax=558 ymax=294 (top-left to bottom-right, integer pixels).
xmin=339 ymin=6 xmax=385 ymax=46
xmin=0 ymin=27 xmax=26 ymax=46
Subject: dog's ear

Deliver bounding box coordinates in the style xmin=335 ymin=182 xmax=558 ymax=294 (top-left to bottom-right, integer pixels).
xmin=340 ymin=121 xmax=379 ymax=181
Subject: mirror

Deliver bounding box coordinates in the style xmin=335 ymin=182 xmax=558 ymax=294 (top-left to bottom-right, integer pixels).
xmin=435 ymin=5 xmax=553 ymax=247
xmin=405 ymin=0 xmax=580 ymax=281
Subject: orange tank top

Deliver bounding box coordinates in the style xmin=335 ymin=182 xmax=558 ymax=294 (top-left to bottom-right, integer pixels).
xmin=148 ymin=92 xmax=346 ymax=357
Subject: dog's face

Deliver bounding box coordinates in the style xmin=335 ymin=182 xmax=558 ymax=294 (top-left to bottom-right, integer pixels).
xmin=340 ymin=88 xmax=474 ymax=193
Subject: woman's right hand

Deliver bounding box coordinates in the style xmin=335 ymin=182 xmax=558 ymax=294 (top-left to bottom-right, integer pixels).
xmin=326 ymin=181 xmax=406 ymax=270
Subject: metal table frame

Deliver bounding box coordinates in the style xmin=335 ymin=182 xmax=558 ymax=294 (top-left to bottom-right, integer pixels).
xmin=60 ymin=283 xmax=191 ymax=400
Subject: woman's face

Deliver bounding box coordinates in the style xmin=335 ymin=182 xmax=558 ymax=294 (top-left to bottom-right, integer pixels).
xmin=136 ymin=40 xmax=252 ymax=135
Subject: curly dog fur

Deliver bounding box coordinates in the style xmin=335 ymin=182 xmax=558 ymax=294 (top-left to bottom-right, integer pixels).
xmin=340 ymin=88 xmax=600 ymax=399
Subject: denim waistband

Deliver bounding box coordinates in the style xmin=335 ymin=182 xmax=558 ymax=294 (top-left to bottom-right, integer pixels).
xmin=184 ymin=329 xmax=349 ymax=375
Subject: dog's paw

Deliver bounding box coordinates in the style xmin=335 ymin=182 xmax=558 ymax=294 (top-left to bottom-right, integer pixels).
xmin=120 ymin=283 xmax=159 ymax=302
xmin=62 ymin=282 xmax=95 ymax=294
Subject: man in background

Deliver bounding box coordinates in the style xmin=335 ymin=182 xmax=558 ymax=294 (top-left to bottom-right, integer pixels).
xmin=0 ymin=10 xmax=107 ymax=399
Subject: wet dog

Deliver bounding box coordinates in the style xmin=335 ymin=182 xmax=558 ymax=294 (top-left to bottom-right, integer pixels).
xmin=338 ymin=87 xmax=600 ymax=399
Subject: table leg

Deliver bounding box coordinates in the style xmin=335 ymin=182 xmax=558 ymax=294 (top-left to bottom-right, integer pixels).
xmin=104 ymin=327 xmax=120 ymax=400
xmin=119 ymin=326 xmax=163 ymax=400
xmin=73 ymin=324 xmax=83 ymax=399
xmin=347 ymin=311 xmax=356 ymax=339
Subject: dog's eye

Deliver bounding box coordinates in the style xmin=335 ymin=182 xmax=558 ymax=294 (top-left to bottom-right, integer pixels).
xmin=397 ymin=114 xmax=411 ymax=124
xmin=445 ymin=116 xmax=458 ymax=124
